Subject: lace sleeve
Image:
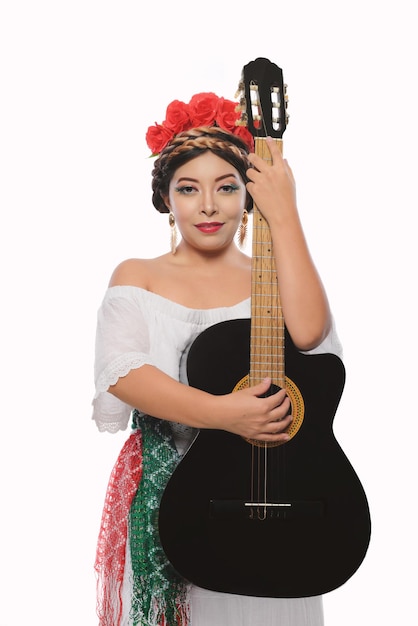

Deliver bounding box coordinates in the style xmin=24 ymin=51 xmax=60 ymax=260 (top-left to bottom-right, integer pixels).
xmin=92 ymin=287 xmax=155 ymax=433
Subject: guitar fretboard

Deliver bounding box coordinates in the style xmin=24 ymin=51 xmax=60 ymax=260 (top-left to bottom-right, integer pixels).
xmin=250 ymin=138 xmax=285 ymax=388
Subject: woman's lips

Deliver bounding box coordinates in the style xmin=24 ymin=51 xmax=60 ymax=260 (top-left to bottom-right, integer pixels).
xmin=195 ymin=222 xmax=224 ymax=233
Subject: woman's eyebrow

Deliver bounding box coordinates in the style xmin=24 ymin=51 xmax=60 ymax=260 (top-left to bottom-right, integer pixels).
xmin=176 ymin=173 xmax=238 ymax=183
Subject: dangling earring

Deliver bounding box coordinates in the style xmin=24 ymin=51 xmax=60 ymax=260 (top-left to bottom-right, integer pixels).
xmin=238 ymin=210 xmax=248 ymax=249
xmin=169 ymin=212 xmax=178 ymax=254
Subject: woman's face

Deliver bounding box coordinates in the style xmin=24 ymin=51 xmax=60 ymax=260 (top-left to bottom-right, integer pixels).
xmin=165 ymin=151 xmax=247 ymax=254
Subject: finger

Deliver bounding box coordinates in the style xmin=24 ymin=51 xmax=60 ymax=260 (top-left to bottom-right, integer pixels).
xmin=252 ymin=377 xmax=273 ymax=397
xmin=252 ymin=429 xmax=291 ymax=443
xmin=266 ymin=418 xmax=293 ymax=442
xmin=247 ymin=150 xmax=269 ymax=171
xmin=268 ymin=401 xmax=292 ymax=430
xmin=265 ymin=136 xmax=284 ymax=164
xmin=272 ymin=387 xmax=289 ymax=405
xmin=268 ymin=404 xmax=292 ymax=426
xmin=246 ymin=162 xmax=261 ymax=181
xmin=271 ymin=411 xmax=293 ymax=428
xmin=263 ymin=387 xmax=289 ymax=409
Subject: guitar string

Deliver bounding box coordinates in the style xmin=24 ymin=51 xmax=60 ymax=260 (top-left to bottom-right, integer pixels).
xmin=256 ymin=88 xmax=270 ymax=518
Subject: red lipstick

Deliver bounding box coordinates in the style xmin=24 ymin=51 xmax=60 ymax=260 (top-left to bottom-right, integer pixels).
xmin=195 ymin=222 xmax=224 ymax=233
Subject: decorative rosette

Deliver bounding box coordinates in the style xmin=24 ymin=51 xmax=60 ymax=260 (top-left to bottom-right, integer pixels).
xmin=146 ymin=92 xmax=254 ymax=155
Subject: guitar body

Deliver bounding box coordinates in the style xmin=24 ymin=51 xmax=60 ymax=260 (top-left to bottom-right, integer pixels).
xmin=159 ymin=319 xmax=371 ymax=597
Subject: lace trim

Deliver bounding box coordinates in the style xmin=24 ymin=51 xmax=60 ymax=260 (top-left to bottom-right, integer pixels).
xmin=95 ymin=352 xmax=154 ymax=398
xmin=95 ymin=419 xmax=130 ymax=434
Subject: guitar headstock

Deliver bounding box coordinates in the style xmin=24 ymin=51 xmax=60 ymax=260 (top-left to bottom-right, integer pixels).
xmin=236 ymin=57 xmax=289 ymax=139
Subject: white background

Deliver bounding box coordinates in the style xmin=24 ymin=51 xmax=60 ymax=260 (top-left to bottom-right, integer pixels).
xmin=1 ymin=1 xmax=417 ymax=624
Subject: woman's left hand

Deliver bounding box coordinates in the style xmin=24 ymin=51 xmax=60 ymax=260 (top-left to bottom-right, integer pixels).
xmin=246 ymin=137 xmax=297 ymax=226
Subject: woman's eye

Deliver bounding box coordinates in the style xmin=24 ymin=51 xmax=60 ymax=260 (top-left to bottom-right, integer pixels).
xmin=175 ymin=185 xmax=196 ymax=194
xmin=219 ymin=184 xmax=239 ymax=193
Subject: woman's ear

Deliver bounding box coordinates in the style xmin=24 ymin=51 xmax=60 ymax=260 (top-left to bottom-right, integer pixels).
xmin=162 ymin=194 xmax=171 ymax=212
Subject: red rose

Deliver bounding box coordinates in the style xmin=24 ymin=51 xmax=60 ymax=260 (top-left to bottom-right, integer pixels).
xmin=145 ymin=123 xmax=173 ymax=155
xmin=233 ymin=125 xmax=255 ymax=152
xmin=188 ymin=92 xmax=220 ymax=127
xmin=164 ymin=99 xmax=191 ymax=133
xmin=216 ymin=98 xmax=240 ymax=132
xmin=146 ymin=92 xmax=254 ymax=155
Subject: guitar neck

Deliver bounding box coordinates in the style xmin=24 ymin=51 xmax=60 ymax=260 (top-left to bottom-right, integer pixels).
xmin=250 ymin=137 xmax=285 ymax=388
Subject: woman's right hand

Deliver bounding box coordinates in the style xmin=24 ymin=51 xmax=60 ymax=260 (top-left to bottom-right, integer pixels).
xmin=215 ymin=377 xmax=292 ymax=443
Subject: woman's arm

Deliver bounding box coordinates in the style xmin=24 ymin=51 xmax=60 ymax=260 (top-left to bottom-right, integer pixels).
xmin=109 ymin=364 xmax=292 ymax=443
xmin=246 ymin=137 xmax=331 ymax=350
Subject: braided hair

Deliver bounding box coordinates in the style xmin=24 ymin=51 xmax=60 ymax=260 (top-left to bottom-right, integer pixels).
xmin=151 ymin=126 xmax=253 ymax=213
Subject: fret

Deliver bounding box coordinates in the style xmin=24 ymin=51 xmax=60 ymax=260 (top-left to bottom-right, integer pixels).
xmin=250 ymin=346 xmax=285 ymax=354
xmin=251 ymin=365 xmax=285 ymax=371
xmin=250 ymin=360 xmax=284 ymax=365
xmin=250 ymin=351 xmax=284 ymax=356
xmin=251 ymin=366 xmax=284 ymax=370
xmin=251 ymin=262 xmax=276 ymax=267
xmin=250 ymin=348 xmax=284 ymax=355
xmin=251 ymin=318 xmax=282 ymax=322
xmin=250 ymin=336 xmax=284 ymax=343
xmin=252 ymin=273 xmax=276 ymax=278
xmin=250 ymin=333 xmax=283 ymax=338
xmin=250 ymin=330 xmax=283 ymax=336
xmin=250 ymin=360 xmax=285 ymax=366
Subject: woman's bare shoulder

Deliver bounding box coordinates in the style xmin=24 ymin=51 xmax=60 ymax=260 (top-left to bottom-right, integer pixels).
xmin=108 ymin=255 xmax=170 ymax=288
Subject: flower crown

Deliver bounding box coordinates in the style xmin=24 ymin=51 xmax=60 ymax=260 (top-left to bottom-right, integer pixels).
xmin=145 ymin=92 xmax=254 ymax=156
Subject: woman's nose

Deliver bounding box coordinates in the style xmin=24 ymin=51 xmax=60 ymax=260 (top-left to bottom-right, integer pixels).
xmin=201 ymin=193 xmax=217 ymax=215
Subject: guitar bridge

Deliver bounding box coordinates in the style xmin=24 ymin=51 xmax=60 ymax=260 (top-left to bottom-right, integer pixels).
xmin=210 ymin=499 xmax=324 ymax=521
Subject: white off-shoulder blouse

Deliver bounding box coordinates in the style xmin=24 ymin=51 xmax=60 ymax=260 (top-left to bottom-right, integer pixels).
xmin=92 ymin=285 xmax=343 ymax=435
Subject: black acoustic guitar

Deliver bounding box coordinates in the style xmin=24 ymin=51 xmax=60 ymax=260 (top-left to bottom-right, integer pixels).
xmin=159 ymin=58 xmax=371 ymax=598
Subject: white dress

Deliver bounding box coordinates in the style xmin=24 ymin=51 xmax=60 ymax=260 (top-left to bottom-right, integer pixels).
xmin=93 ymin=285 xmax=343 ymax=626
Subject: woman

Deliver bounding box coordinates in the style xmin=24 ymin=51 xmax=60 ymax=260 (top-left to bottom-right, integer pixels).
xmin=92 ymin=93 xmax=342 ymax=626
